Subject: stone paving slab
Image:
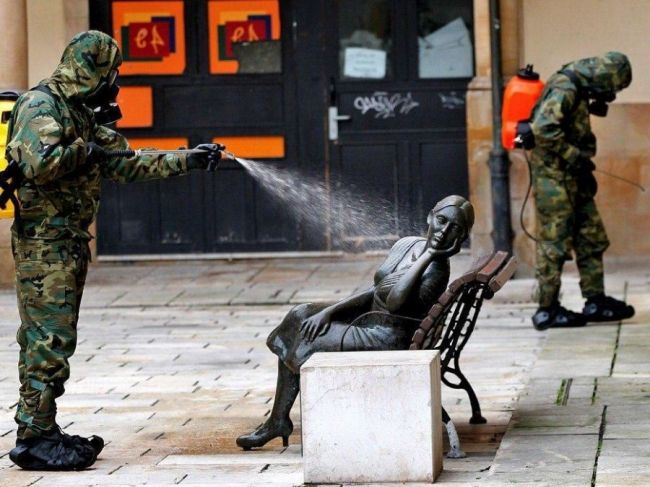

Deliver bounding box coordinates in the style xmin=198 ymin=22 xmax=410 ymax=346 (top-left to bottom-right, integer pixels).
xmin=489 ymin=260 xmax=650 ymax=486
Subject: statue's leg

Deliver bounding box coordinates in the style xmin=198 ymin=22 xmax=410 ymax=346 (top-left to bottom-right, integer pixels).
xmin=236 ymin=359 xmax=299 ymax=450
xmin=270 ymin=359 xmax=300 ymax=424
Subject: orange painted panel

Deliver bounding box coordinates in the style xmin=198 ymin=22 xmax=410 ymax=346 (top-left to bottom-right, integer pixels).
xmin=214 ymin=135 xmax=285 ymax=158
xmin=112 ymin=1 xmax=186 ymax=75
xmin=208 ymin=0 xmax=281 ymax=74
xmin=117 ymin=86 xmax=153 ymax=128
xmin=128 ymin=137 xmax=189 ymax=150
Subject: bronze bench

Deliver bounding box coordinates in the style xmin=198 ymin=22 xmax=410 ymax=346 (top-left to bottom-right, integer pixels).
xmin=410 ymin=251 xmax=517 ymax=457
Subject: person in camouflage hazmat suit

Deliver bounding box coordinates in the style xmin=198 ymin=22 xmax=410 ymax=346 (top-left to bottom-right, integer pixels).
xmin=6 ymin=31 xmax=224 ymax=470
xmin=530 ymin=51 xmax=635 ymax=330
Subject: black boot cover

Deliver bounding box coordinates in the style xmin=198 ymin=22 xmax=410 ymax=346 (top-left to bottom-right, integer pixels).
xmin=10 ymin=429 xmax=99 ymax=471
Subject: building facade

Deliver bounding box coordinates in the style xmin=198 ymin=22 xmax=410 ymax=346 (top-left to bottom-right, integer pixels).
xmin=0 ymin=0 xmax=647 ymax=286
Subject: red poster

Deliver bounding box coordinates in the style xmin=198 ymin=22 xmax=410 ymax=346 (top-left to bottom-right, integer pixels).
xmin=128 ymin=21 xmax=171 ymax=58
xmin=224 ymin=20 xmax=269 ymax=57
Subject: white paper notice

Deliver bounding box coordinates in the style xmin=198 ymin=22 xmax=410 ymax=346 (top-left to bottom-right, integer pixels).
xmin=344 ymin=47 xmax=387 ymax=79
xmin=419 ymin=17 xmax=473 ymax=79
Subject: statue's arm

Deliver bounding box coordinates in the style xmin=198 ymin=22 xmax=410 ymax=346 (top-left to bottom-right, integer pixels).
xmin=325 ymin=287 xmax=374 ymax=319
xmin=300 ymin=287 xmax=374 ymax=342
xmin=385 ymin=249 xmax=434 ymax=313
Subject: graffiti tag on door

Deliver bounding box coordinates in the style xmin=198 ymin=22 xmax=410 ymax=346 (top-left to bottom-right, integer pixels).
xmin=353 ymin=92 xmax=420 ymax=119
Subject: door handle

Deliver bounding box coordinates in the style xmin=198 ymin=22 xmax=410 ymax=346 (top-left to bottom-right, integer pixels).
xmin=328 ymin=106 xmax=351 ymax=141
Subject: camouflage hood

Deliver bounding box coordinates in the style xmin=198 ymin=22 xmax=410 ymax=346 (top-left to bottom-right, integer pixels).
xmin=563 ymin=51 xmax=632 ymax=97
xmin=49 ymin=30 xmax=122 ymax=101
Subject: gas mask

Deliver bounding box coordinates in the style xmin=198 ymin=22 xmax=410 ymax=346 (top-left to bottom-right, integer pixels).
xmin=86 ymin=68 xmax=122 ymax=125
xmin=588 ymin=91 xmax=616 ymax=117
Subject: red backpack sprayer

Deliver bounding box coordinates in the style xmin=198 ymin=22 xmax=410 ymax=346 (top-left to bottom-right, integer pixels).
xmin=501 ymin=65 xmax=645 ymax=243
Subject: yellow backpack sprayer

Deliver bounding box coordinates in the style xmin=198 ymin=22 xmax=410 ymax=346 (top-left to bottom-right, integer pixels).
xmin=0 ymin=91 xmax=20 ymax=219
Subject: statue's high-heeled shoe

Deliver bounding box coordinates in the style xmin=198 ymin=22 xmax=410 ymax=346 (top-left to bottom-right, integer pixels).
xmin=236 ymin=418 xmax=293 ymax=450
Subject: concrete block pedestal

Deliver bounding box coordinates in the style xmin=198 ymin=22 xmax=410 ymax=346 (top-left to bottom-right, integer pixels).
xmin=301 ymin=350 xmax=443 ymax=484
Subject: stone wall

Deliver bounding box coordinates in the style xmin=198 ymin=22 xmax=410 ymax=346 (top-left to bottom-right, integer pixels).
xmin=520 ymin=0 xmax=650 ymax=258
xmin=591 ymin=104 xmax=650 ymax=255
xmin=467 ymin=0 xmax=536 ymax=276
xmin=466 ymin=0 xmax=649 ymax=276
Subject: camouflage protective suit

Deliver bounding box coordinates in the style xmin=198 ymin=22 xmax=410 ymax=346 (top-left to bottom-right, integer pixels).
xmin=7 ymin=31 xmax=189 ymax=439
xmin=530 ymin=52 xmax=632 ymax=307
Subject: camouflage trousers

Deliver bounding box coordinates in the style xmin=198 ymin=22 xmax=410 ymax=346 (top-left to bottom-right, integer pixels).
xmin=11 ymin=234 xmax=90 ymax=439
xmin=533 ymin=162 xmax=609 ymax=307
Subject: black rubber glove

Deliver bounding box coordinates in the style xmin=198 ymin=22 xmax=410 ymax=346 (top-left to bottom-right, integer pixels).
xmin=86 ymin=142 xmax=107 ymax=165
xmin=187 ymin=143 xmax=225 ymax=172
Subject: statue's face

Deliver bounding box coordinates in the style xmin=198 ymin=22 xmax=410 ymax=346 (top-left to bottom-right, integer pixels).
xmin=427 ymin=206 xmax=465 ymax=250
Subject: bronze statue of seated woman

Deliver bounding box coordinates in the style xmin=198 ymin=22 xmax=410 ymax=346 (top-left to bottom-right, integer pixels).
xmin=236 ymin=195 xmax=475 ymax=450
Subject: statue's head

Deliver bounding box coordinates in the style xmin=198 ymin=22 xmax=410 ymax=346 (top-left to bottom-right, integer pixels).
xmin=426 ymin=195 xmax=474 ymax=254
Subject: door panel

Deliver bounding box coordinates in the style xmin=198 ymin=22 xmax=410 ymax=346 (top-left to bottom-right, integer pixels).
xmin=255 ymin=182 xmax=297 ymax=242
xmin=93 ymin=0 xmax=300 ymax=255
xmin=418 ymin=141 xmax=469 ymax=224
xmin=158 ymin=175 xmax=202 ymax=248
xmin=327 ymin=0 xmax=473 ymax=249
xmin=209 ymin=168 xmax=250 ymax=245
xmin=334 ymin=143 xmax=399 ymax=246
xmin=112 ymin=182 xmax=159 ymax=253
xmin=162 ymin=83 xmax=285 ymax=129
xmin=93 ymin=0 xmax=472 ymax=255
xmin=338 ymin=88 xmax=467 ymax=133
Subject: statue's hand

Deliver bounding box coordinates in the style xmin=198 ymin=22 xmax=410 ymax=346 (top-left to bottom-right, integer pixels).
xmin=300 ymin=311 xmax=332 ymax=342
xmin=426 ymin=237 xmax=461 ymax=259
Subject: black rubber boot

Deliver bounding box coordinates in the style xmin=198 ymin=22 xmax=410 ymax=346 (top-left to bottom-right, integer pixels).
xmin=9 ymin=428 xmax=98 ymax=471
xmin=583 ymin=294 xmax=635 ymax=322
xmin=532 ymin=303 xmax=587 ymax=331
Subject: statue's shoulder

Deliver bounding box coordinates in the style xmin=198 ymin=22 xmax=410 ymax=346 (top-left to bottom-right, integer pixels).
xmin=374 ymin=237 xmax=426 ymax=284
xmin=391 ymin=236 xmax=426 ymax=254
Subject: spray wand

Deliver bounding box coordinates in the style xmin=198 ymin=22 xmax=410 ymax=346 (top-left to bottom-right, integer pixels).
xmin=103 ymin=148 xmax=239 ymax=171
xmin=519 ymin=150 xmax=646 ymax=245
xmin=594 ymin=169 xmax=645 ymax=192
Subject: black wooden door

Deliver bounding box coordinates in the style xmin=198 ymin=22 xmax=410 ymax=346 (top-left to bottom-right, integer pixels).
xmin=91 ymin=0 xmax=473 ymax=255
xmin=92 ymin=0 xmax=301 ymax=255
xmin=324 ymin=0 xmax=473 ymax=250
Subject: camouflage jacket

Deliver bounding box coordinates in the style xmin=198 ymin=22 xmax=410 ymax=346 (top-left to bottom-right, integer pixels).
xmin=530 ymin=51 xmax=631 ymax=173
xmin=7 ymin=31 xmax=189 ymax=241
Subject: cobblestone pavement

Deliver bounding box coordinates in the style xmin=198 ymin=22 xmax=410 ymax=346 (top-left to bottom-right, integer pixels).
xmin=487 ymin=259 xmax=650 ymax=487
xmin=0 ymin=254 xmax=645 ymax=486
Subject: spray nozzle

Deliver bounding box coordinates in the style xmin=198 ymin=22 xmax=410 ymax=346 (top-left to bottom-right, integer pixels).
xmin=221 ymin=149 xmax=236 ymax=161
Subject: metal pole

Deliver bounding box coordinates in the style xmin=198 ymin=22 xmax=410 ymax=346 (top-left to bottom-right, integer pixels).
xmin=488 ymin=0 xmax=513 ymax=253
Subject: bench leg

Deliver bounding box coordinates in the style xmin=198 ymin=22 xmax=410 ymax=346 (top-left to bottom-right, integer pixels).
xmin=442 ymin=407 xmax=466 ymax=459
xmin=442 ymin=369 xmax=487 ymax=425
xmin=462 ymin=376 xmax=487 ymax=424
